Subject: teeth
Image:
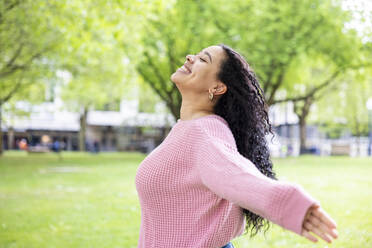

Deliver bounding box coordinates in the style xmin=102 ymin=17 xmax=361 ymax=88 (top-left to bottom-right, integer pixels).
xmin=182 ymin=66 xmax=191 ymax=73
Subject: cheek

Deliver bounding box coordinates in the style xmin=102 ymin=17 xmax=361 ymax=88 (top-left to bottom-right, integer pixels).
xmin=192 ymin=65 xmax=210 ymax=80
xmin=195 ymin=68 xmax=217 ymax=85
xmin=189 ymin=71 xmax=212 ymax=91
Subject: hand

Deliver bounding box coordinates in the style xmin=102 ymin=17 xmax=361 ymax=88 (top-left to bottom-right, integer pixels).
xmin=301 ymin=203 xmax=338 ymax=243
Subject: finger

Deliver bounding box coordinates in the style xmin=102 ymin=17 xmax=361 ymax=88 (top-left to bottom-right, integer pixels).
xmin=312 ymin=207 xmax=337 ymax=229
xmin=304 ymin=220 xmax=333 ymax=243
xmin=312 ymin=207 xmax=337 ymax=228
xmin=303 ymin=205 xmax=318 ymax=224
xmin=301 ymin=228 xmax=318 ymax=243
xmin=310 ymin=203 xmax=321 ymax=210
xmin=309 ymin=214 xmax=321 ymax=227
xmin=309 ymin=214 xmax=338 ymax=239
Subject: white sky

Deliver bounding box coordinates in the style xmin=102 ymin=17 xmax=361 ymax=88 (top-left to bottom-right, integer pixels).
xmin=342 ymin=0 xmax=372 ymax=42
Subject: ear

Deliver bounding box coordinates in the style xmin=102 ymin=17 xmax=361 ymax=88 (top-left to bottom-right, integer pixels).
xmin=213 ymin=81 xmax=227 ymax=96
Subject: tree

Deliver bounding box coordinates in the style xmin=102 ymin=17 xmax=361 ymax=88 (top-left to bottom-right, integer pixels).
xmin=269 ymin=3 xmax=372 ymax=153
xmin=134 ymin=0 xmax=367 ymax=123
xmin=0 ymin=0 xmax=61 ymax=155
xmin=274 ymin=48 xmax=370 ymax=153
xmin=210 ymin=0 xmax=358 ymax=105
xmin=135 ymin=0 xmax=227 ymax=119
xmin=56 ymin=0 xmax=140 ymax=151
xmin=313 ymin=68 xmax=372 ymax=155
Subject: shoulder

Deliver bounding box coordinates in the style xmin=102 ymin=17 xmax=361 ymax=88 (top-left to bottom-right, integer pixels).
xmin=188 ymin=115 xmax=237 ymax=149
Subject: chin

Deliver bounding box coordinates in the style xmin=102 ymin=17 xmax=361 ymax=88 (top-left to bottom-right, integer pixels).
xmin=170 ymin=72 xmax=181 ymax=84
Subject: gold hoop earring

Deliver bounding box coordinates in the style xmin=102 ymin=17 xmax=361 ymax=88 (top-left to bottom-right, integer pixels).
xmin=209 ymin=92 xmax=214 ymax=101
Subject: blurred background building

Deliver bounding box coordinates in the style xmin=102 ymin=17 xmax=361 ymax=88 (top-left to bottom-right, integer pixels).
xmin=2 ymin=90 xmax=370 ymax=157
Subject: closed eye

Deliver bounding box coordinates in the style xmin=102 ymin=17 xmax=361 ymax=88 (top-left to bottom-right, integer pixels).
xmin=199 ymin=57 xmax=207 ymax=62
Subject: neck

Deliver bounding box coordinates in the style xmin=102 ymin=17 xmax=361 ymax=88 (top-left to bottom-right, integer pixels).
xmin=179 ymin=100 xmax=214 ymax=121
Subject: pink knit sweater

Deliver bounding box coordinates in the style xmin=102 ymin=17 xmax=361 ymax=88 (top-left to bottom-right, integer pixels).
xmin=135 ymin=114 xmax=320 ymax=248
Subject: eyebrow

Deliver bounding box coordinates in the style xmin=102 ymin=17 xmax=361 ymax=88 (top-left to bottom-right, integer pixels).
xmin=204 ymin=51 xmax=213 ymax=63
xmin=199 ymin=50 xmax=213 ymax=63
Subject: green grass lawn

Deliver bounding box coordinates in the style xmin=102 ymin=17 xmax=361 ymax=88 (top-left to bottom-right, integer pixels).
xmin=0 ymin=151 xmax=371 ymax=248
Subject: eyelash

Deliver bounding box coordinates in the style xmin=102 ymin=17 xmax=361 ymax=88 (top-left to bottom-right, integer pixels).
xmin=199 ymin=57 xmax=206 ymax=62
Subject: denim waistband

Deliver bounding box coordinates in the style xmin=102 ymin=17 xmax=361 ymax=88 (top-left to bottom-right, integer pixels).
xmin=220 ymin=242 xmax=234 ymax=248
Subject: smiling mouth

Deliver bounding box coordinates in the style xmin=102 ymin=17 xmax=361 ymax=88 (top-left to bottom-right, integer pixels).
xmin=178 ymin=65 xmax=192 ymax=74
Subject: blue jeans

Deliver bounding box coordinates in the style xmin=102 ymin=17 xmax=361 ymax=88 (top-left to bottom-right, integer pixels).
xmin=221 ymin=242 xmax=234 ymax=248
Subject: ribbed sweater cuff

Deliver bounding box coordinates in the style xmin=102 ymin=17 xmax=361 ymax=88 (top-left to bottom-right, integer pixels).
xmin=279 ymin=184 xmax=320 ymax=235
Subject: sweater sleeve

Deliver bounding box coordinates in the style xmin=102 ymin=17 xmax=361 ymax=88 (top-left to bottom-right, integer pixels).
xmin=192 ymin=123 xmax=320 ymax=236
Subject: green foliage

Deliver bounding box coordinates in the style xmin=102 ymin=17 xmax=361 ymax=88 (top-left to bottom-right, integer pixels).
xmin=0 ymin=0 xmax=61 ymax=105
xmin=318 ymin=122 xmax=349 ymax=139
xmin=135 ymin=0 xmax=229 ymax=117
xmin=0 ymin=0 xmax=147 ymax=113
xmin=51 ymin=1 xmax=129 ymax=113
xmin=133 ymin=0 xmax=370 ymax=115
xmin=138 ymin=79 xmax=160 ymax=113
xmin=1 ymin=0 xmax=371 ymax=131
xmin=312 ymin=68 xmax=372 ymax=137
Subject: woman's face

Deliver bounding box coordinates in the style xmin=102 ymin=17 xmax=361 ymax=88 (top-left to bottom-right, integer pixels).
xmin=171 ymin=45 xmax=227 ymax=99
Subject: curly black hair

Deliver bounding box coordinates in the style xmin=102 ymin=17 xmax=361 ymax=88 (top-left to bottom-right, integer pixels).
xmin=213 ymin=44 xmax=278 ymax=238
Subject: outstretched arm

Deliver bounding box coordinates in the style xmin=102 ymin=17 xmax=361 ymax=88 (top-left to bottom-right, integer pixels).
xmin=192 ymin=123 xmax=337 ymax=242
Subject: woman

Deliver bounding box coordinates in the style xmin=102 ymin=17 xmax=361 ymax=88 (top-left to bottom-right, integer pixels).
xmin=135 ymin=44 xmax=338 ymax=248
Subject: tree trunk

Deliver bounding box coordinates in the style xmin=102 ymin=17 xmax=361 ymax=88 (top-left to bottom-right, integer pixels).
xmin=299 ymin=116 xmax=307 ymax=154
xmin=0 ymin=103 xmax=3 ymax=156
xmin=7 ymin=126 xmax=14 ymax=150
xmin=294 ymin=97 xmax=313 ymax=155
xmin=353 ymin=113 xmax=361 ymax=156
xmin=79 ymin=107 xmax=88 ymax=151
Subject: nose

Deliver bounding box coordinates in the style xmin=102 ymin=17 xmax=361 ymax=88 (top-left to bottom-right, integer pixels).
xmin=186 ymin=54 xmax=194 ymax=63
